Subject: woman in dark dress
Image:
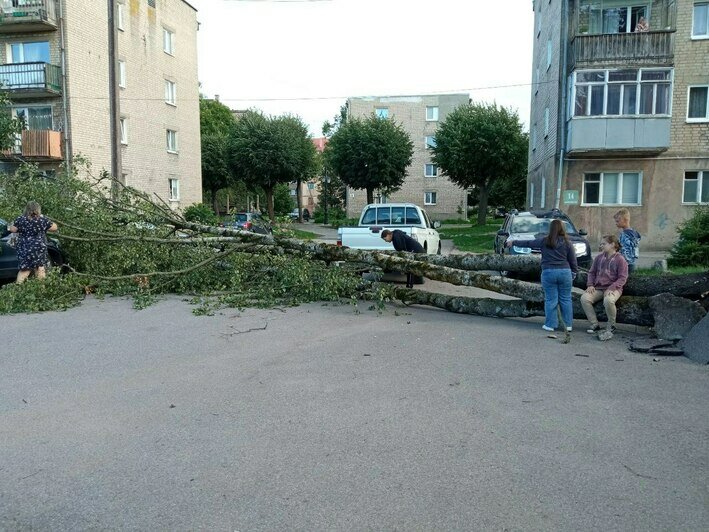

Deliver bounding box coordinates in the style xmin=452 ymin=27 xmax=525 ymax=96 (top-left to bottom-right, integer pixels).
xmin=9 ymin=201 xmax=58 ymax=283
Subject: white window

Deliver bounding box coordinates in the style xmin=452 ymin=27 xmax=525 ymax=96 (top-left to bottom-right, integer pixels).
xmin=120 ymin=117 xmax=128 ymax=144
xmin=687 ymin=85 xmax=709 ymax=121
xmin=682 ymin=171 xmax=709 ymax=203
xmin=425 ymin=135 xmax=436 ymax=149
xmin=118 ymin=60 xmax=126 ymax=88
xmin=166 ymin=129 xmax=178 ymax=152
xmin=426 ymin=106 xmax=439 ymax=121
xmin=546 ymin=39 xmax=552 ymax=69
xmin=530 ymin=183 xmax=535 ymax=208
xmin=424 ymin=164 xmax=438 ymax=177
xmin=531 ymin=124 xmax=537 ymax=151
xmin=544 ymin=107 xmax=550 ymax=136
xmin=586 ymin=4 xmax=649 ymax=34
xmin=583 ymin=172 xmax=642 ymax=205
xmin=163 ymin=28 xmax=175 ymax=55
xmin=164 ymin=79 xmax=176 ymax=105
xmin=375 ymin=107 xmax=388 ymax=119
xmin=117 ymin=3 xmax=125 ymax=31
xmin=573 ymin=68 xmax=672 ymax=117
xmin=424 ymin=191 xmax=437 ymax=205
xmin=11 ymin=106 xmax=52 ymax=130
xmin=692 ymin=2 xmax=709 ymax=38
xmin=535 ymin=67 xmax=540 ymax=93
xmin=169 ymin=178 xmax=180 ymax=201
xmin=540 ymin=177 xmax=546 ymax=208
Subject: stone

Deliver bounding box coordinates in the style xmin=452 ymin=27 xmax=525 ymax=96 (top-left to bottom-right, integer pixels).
xmin=649 ymin=347 xmax=684 ymax=356
xmin=629 ymin=338 xmax=674 ymax=353
xmin=681 ymin=313 xmax=709 ymax=364
xmin=648 ymin=293 xmax=707 ymax=341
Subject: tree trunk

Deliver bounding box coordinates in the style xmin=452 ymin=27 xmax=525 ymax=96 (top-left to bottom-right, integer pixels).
xmin=366 ymin=187 xmax=374 ymax=205
xmin=296 ymin=179 xmax=303 ymax=222
xmin=477 ymin=182 xmax=489 ymax=226
xmin=265 ymin=185 xmax=275 ymax=221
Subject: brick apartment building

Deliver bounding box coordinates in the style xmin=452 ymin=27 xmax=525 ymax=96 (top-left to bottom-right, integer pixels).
xmin=529 ymin=0 xmax=709 ymax=250
xmin=0 ymin=0 xmax=202 ymax=208
xmin=346 ymin=94 xmax=469 ymax=221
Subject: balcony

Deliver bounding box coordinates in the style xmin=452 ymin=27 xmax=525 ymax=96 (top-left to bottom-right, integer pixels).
xmin=0 ymin=129 xmax=63 ymax=160
xmin=0 ymin=0 xmax=57 ymax=33
xmin=566 ymin=116 xmax=670 ymax=157
xmin=569 ymin=31 xmax=674 ymax=70
xmin=0 ymin=62 xmax=61 ymax=97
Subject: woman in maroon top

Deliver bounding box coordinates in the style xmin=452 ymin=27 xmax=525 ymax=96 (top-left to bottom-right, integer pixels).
xmin=581 ymin=234 xmax=629 ymax=339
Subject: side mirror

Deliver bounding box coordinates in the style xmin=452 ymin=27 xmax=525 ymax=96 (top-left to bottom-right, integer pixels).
xmin=579 ymin=229 xmax=588 ymax=236
xmin=433 ymin=221 xmax=441 ymax=229
xmin=497 ymin=230 xmax=509 ymax=236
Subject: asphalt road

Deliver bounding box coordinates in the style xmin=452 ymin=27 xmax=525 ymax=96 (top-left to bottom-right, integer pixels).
xmin=1 ymin=297 xmax=707 ymax=531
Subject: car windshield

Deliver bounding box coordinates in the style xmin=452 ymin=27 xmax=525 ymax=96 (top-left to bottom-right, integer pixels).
xmin=511 ymin=217 xmax=576 ymax=235
xmin=235 ymin=214 xmax=248 ymax=222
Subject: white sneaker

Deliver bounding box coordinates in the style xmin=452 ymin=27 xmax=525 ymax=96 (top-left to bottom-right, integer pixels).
xmin=542 ymin=325 xmax=555 ymax=332
xmin=566 ymin=327 xmax=573 ymax=332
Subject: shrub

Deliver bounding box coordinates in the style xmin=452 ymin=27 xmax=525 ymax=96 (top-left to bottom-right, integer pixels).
xmin=183 ymin=203 xmax=218 ymax=225
xmin=667 ymin=207 xmax=709 ymax=268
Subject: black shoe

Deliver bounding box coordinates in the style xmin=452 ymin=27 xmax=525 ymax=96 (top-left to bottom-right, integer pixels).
xmin=405 ymin=283 xmax=414 ymax=289
xmin=586 ymin=324 xmax=602 ymax=334
xmin=609 ymin=325 xmax=617 ymax=334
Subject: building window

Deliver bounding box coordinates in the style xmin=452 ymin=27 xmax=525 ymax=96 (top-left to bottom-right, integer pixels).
xmin=583 ymin=172 xmax=641 ymax=205
xmin=573 ymin=68 xmax=672 ymax=117
xmin=307 ymin=182 xmax=315 ymax=190
xmin=424 ymin=164 xmax=438 ymax=177
xmin=544 ymin=107 xmax=550 ymax=136
xmin=687 ymin=86 xmax=709 ymax=121
xmin=683 ymin=171 xmax=709 ymax=203
xmin=118 ymin=60 xmax=126 ymax=88
xmin=120 ymin=117 xmax=128 ymax=145
xmin=148 ymin=0 xmax=156 ymax=8
xmin=425 ymin=135 xmax=436 ymax=149
xmin=117 ymin=3 xmax=125 ymax=31
xmin=692 ymin=2 xmax=708 ymax=38
xmin=169 ymin=178 xmax=180 ymax=201
xmin=540 ymin=177 xmax=546 ymax=208
xmin=166 ymin=129 xmax=178 ymax=153
xmin=535 ymin=67 xmax=540 ymax=93
xmin=426 ymin=106 xmax=439 ymax=121
xmin=375 ymin=107 xmax=388 ymax=119
xmin=165 ymin=80 xmax=177 ymax=105
xmin=9 ymin=41 xmax=50 ymax=63
xmin=531 ymin=124 xmax=537 ymax=151
xmin=163 ymin=28 xmax=175 ymax=55
xmin=530 ymin=183 xmax=535 ymax=208
xmin=12 ymin=106 xmax=52 ymax=130
xmin=546 ymin=39 xmax=552 ymax=69
xmin=424 ymin=191 xmax=437 ymax=205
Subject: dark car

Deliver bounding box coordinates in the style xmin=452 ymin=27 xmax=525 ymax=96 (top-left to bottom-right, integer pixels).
xmin=223 ymin=212 xmax=272 ymax=235
xmin=493 ymin=209 xmax=592 ymax=269
xmin=0 ymin=218 xmax=66 ymax=281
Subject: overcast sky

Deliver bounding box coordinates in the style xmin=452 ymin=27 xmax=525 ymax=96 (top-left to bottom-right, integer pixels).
xmin=188 ymin=0 xmax=535 ymax=136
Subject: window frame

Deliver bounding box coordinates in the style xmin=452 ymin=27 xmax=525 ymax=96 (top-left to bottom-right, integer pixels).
xmin=118 ymin=60 xmax=126 ymax=89
xmin=425 ymin=106 xmax=439 ymax=121
xmin=581 ymin=171 xmax=643 ymax=206
xmin=374 ymin=107 xmax=388 ymax=119
xmin=682 ymin=170 xmax=709 ymax=204
xmin=692 ymin=2 xmax=709 ymax=39
xmin=117 ymin=2 xmax=125 ymax=31
xmin=163 ymin=28 xmax=175 ymax=56
xmin=424 ymin=191 xmax=437 ymax=205
xmin=168 ymin=178 xmax=180 ymax=201
xmin=120 ymin=117 xmax=128 ymax=145
xmin=166 ymin=129 xmax=178 ymax=153
xmin=687 ymin=85 xmax=709 ymax=122
xmin=424 ymin=163 xmax=438 ymax=178
xmin=425 ymin=135 xmax=436 ymax=149
xmin=164 ymin=79 xmax=177 ymax=106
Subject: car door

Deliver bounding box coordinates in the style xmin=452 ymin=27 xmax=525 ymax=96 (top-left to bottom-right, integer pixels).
xmin=0 ymin=236 xmax=19 ymax=280
xmin=495 ymin=215 xmax=511 ymax=253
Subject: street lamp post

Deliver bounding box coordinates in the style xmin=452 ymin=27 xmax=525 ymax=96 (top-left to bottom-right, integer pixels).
xmin=323 ymin=175 xmax=330 ymax=225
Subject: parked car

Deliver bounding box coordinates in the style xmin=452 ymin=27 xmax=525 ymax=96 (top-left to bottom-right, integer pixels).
xmin=493 ymin=209 xmax=592 ymax=269
xmin=0 ymin=218 xmax=66 ymax=281
xmin=494 ymin=206 xmax=507 ymax=219
xmin=289 ymin=208 xmax=310 ymax=222
xmin=222 ymin=212 xmax=272 ymax=235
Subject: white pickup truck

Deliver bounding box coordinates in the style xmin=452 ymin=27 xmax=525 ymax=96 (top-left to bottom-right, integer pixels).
xmin=337 ymin=203 xmax=442 ymax=254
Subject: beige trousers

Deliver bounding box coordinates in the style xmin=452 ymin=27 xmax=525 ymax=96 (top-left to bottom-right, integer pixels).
xmin=580 ymin=289 xmax=621 ymax=328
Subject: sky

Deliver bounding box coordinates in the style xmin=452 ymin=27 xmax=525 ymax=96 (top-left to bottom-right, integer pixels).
xmin=188 ymin=0 xmax=535 ymax=137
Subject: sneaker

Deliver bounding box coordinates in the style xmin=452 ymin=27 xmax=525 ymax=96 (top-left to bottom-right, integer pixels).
xmin=542 ymin=325 xmax=555 ymax=332
xmin=586 ymin=324 xmax=601 ymax=334
xmin=608 ymin=325 xmax=617 ymax=334
xmin=566 ymin=327 xmax=573 ymax=332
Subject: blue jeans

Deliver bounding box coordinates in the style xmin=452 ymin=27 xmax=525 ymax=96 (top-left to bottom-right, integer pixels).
xmin=541 ymin=268 xmax=573 ymax=329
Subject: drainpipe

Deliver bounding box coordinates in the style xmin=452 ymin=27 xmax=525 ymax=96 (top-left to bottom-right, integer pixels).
xmin=554 ymin=0 xmax=570 ymax=209
xmin=107 ymin=0 xmax=122 ymax=193
xmin=57 ymin=0 xmax=71 ymax=167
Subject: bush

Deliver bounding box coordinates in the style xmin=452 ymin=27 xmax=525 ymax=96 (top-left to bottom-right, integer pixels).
xmin=183 ymin=203 xmax=218 ymax=225
xmin=313 ymin=206 xmax=346 ymax=224
xmin=667 ymin=207 xmax=709 ymax=268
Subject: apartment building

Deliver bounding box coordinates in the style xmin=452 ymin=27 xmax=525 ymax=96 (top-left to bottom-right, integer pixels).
xmin=528 ymin=0 xmax=709 ymax=249
xmin=346 ymin=94 xmax=469 ymax=220
xmin=0 ymin=0 xmax=202 ymax=207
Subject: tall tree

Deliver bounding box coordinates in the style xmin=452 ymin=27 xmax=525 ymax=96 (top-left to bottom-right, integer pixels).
xmin=230 ymin=111 xmax=316 ymax=221
xmin=322 ymin=103 xmax=348 ymax=138
xmin=0 ymin=92 xmax=24 ymax=150
xmin=324 ymin=115 xmax=413 ymax=204
xmin=200 ymin=97 xmax=236 ymax=213
xmin=433 ymin=103 xmax=528 ymax=225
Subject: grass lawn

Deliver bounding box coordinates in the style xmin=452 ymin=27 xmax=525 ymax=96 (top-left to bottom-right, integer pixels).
xmin=274 ymin=227 xmax=320 ymax=240
xmin=438 ymin=222 xmax=499 ymax=253
xmin=634 ymin=265 xmax=708 ymax=276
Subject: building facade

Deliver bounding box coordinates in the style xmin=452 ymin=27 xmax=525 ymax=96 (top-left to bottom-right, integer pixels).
xmin=0 ymin=0 xmax=202 ymax=208
xmin=529 ymin=0 xmax=709 ymax=250
xmin=346 ymin=94 xmax=469 ymax=221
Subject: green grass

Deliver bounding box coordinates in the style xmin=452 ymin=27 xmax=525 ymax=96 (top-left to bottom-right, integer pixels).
xmin=440 ymin=218 xmax=471 ymax=225
xmin=634 ymin=266 xmax=707 ymax=276
xmin=438 ymin=222 xmax=499 ymax=253
xmin=273 ymin=227 xmax=320 ymax=240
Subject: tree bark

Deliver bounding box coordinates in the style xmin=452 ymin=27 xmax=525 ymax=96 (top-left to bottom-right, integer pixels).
xmin=366 ymin=187 xmax=374 ymax=205
xmin=265 ymin=185 xmax=275 ymax=221
xmin=296 ymin=178 xmax=303 ymax=222
xmin=477 ymin=182 xmax=489 ymax=226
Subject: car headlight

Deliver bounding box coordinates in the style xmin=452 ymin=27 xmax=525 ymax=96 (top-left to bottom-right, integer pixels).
xmin=513 ymin=246 xmax=532 ymax=254
xmin=573 ymin=242 xmax=588 ymax=256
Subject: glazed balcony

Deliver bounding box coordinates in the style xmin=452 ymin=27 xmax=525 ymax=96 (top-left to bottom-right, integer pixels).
xmin=0 ymin=129 xmax=63 ymax=160
xmin=0 ymin=62 xmax=61 ymax=98
xmin=570 ymin=31 xmax=675 ymax=70
xmin=0 ymin=0 xmax=57 ymax=33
